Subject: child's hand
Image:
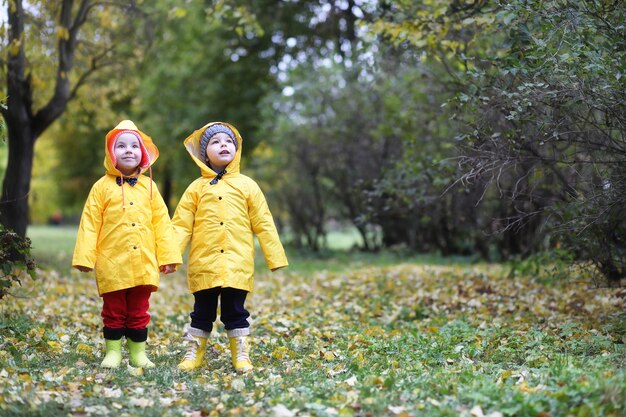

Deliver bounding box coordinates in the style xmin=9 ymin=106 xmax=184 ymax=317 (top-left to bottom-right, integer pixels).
xmin=160 ymin=264 xmax=176 ymax=274
xmin=75 ymin=266 xmax=93 ymax=272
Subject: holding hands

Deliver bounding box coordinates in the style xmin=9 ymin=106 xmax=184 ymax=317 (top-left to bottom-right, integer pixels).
xmin=160 ymin=264 xmax=177 ymax=274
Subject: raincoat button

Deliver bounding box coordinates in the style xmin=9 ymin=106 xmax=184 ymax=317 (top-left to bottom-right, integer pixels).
xmin=132 ymin=223 xmax=136 ymax=226
xmin=220 ymin=249 xmax=224 ymax=253
xmin=220 ymin=222 xmax=224 ymax=225
xmin=218 ymin=197 xmax=222 ymax=200
xmin=130 ymin=201 xmax=134 ymax=205
xmin=133 ymin=246 xmax=137 ymax=249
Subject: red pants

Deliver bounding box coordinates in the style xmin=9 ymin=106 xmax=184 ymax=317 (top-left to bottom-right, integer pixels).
xmin=101 ymin=285 xmax=152 ymax=329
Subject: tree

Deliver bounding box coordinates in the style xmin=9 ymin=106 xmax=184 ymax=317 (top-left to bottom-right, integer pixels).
xmin=0 ymin=0 xmax=145 ymax=236
xmin=366 ymin=0 xmax=626 ymax=282
xmin=454 ymin=0 xmax=626 ymax=281
xmin=256 ymin=53 xmax=459 ymax=252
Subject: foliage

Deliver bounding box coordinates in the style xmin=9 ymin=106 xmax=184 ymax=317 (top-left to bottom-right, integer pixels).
xmin=1 ymin=247 xmax=624 ymax=415
xmin=0 ymin=226 xmax=36 ymax=300
xmin=251 ymin=1 xmax=544 ymax=258
xmin=256 ymin=49 xmax=455 ymax=252
xmin=254 ymin=38 xmax=535 ymax=258
xmin=451 ymin=0 xmax=626 ymax=281
xmin=507 ymin=248 xmax=577 ymax=283
xmin=365 ymin=0 xmax=626 ymax=281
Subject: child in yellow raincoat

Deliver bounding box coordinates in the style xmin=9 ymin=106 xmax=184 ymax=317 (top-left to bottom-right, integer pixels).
xmin=72 ymin=120 xmax=182 ymax=369
xmin=173 ymin=122 xmax=288 ymax=372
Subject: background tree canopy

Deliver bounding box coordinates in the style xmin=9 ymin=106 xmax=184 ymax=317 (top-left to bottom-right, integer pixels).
xmin=1 ymin=0 xmax=624 ymax=283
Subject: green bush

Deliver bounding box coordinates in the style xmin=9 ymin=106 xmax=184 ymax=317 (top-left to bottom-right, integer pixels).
xmin=0 ymin=226 xmax=36 ymax=300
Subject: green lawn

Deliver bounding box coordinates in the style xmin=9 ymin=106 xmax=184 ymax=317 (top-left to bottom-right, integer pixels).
xmin=27 ymin=225 xmax=78 ymax=271
xmin=1 ymin=226 xmax=623 ymax=417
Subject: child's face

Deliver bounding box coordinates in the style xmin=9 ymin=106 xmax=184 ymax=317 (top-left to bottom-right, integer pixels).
xmin=205 ymin=132 xmax=236 ymax=171
xmin=114 ymin=133 xmax=142 ymax=176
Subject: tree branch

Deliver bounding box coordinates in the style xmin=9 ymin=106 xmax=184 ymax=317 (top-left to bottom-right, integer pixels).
xmin=33 ymin=0 xmax=93 ymax=136
xmin=68 ymin=45 xmax=117 ymax=100
xmin=72 ymin=0 xmax=91 ymax=32
xmin=5 ymin=0 xmax=31 ymax=121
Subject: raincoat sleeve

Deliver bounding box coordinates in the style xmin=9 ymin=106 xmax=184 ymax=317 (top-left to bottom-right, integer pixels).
xmin=172 ymin=181 xmax=199 ymax=256
xmin=72 ymin=183 xmax=103 ymax=269
xmin=150 ymin=181 xmax=183 ymax=268
xmin=248 ymin=181 xmax=288 ymax=270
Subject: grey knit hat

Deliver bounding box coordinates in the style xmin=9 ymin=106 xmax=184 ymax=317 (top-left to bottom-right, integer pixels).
xmin=199 ymin=123 xmax=237 ymax=164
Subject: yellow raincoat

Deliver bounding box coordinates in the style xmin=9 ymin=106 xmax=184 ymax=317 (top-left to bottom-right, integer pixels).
xmin=172 ymin=122 xmax=288 ymax=293
xmin=72 ymin=120 xmax=182 ymax=296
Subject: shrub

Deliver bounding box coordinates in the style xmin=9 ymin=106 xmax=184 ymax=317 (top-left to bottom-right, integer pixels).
xmin=0 ymin=226 xmax=36 ymax=300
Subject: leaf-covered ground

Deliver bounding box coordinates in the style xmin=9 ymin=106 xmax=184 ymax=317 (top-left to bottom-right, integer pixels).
xmin=1 ymin=260 xmax=624 ymax=417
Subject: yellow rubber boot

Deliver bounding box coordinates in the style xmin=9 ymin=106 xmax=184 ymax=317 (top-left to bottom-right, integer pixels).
xmin=229 ymin=336 xmax=253 ymax=373
xmin=100 ymin=339 xmax=122 ymax=368
xmin=178 ymin=333 xmax=208 ymax=371
xmin=128 ymin=340 xmax=155 ymax=368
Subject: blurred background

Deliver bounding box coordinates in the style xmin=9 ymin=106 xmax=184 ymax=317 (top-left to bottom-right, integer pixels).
xmin=1 ymin=0 xmax=624 ymax=284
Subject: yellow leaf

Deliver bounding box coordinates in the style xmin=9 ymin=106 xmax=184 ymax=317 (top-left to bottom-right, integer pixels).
xmin=168 ymin=7 xmax=187 ymax=19
xmin=272 ymin=346 xmax=291 ymax=360
xmin=18 ymin=372 xmax=32 ymax=382
xmin=57 ymin=26 xmax=70 ymax=41
xmin=364 ymin=326 xmax=385 ymax=337
xmin=47 ymin=341 xmax=62 ymax=351
xmin=518 ymin=381 xmax=537 ymax=393
xmin=500 ymin=369 xmax=513 ymax=382
xmin=128 ymin=366 xmax=144 ymax=376
xmin=371 ymin=376 xmax=384 ymax=386
xmin=76 ymin=343 xmax=92 ymax=354
xmin=8 ymin=39 xmax=21 ymax=56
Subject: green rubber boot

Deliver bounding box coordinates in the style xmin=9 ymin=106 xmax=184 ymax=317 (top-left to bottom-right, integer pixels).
xmin=128 ymin=340 xmax=155 ymax=368
xmin=100 ymin=339 xmax=122 ymax=368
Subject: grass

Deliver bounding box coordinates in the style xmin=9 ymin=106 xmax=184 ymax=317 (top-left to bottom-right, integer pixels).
xmin=0 ymin=226 xmax=624 ymax=416
xmin=26 ymin=225 xmax=78 ymax=271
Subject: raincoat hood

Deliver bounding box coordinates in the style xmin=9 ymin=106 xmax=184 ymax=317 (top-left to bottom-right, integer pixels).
xmin=183 ymin=121 xmax=242 ymax=178
xmin=104 ymin=120 xmax=159 ymax=176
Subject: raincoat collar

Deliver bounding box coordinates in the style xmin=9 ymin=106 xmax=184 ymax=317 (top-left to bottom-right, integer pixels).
xmin=183 ymin=121 xmax=242 ymax=179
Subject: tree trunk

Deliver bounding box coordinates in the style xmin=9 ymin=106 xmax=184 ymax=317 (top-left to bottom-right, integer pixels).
xmin=162 ymin=166 xmax=173 ymax=214
xmin=0 ymin=122 xmax=35 ymax=237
